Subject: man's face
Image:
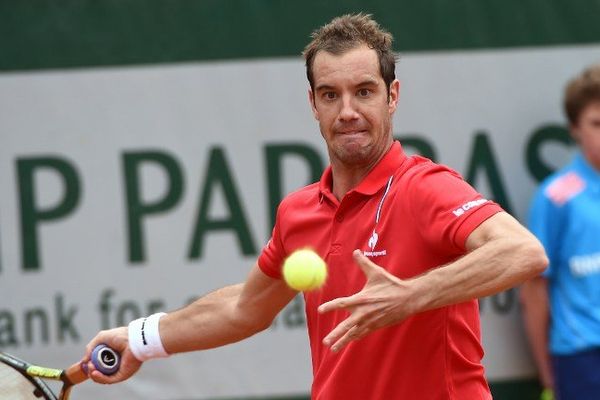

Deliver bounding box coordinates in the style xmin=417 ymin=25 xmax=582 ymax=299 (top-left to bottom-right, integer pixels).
xmin=308 ymin=45 xmax=399 ymax=169
xmin=572 ymin=101 xmax=600 ymax=171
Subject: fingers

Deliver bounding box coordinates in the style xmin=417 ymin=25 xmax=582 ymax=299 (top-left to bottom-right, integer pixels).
xmin=352 ymin=249 xmax=378 ymax=279
xmin=323 ymin=317 xmax=360 ymax=351
xmin=88 ymin=351 xmax=141 ymax=384
xmin=318 ymin=293 xmax=372 ymax=351
xmin=330 ymin=324 xmax=369 ymax=352
xmin=318 ymin=295 xmax=354 ymax=314
xmin=319 ymin=250 xmax=406 ymax=352
xmin=84 ymin=328 xmax=120 ymax=355
xmin=318 ymin=250 xmax=380 ymax=314
xmin=322 ymin=313 xmax=362 ymax=348
xmin=323 ymin=311 xmax=379 ymax=352
xmin=83 ymin=326 xmax=138 ymax=384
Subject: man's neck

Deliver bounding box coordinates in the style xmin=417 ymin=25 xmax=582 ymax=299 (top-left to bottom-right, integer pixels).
xmin=330 ymin=143 xmax=391 ymax=200
xmin=331 ymin=167 xmax=367 ymax=200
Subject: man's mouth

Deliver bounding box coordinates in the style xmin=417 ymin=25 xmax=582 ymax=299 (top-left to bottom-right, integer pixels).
xmin=337 ymin=129 xmax=367 ymax=135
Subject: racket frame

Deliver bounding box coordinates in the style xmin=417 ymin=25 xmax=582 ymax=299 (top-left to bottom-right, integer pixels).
xmin=0 ymin=351 xmax=83 ymax=400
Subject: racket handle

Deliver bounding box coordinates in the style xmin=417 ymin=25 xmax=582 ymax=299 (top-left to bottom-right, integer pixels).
xmin=91 ymin=344 xmax=121 ymax=375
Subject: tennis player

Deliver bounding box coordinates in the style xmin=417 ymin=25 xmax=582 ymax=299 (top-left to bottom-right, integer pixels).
xmin=84 ymin=14 xmax=548 ymax=399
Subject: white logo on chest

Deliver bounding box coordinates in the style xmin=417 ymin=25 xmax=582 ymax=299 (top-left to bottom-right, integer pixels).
xmin=364 ymin=230 xmax=387 ymax=257
xmin=368 ymin=231 xmax=378 ymax=250
xmin=364 ymin=176 xmax=393 ymax=258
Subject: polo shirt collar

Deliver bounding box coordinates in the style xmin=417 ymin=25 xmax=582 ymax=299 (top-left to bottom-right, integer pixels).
xmin=319 ymin=141 xmax=407 ymax=200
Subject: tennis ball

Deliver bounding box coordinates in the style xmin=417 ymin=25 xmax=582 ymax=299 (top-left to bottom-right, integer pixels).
xmin=540 ymin=389 xmax=554 ymax=400
xmin=283 ymin=249 xmax=327 ymax=291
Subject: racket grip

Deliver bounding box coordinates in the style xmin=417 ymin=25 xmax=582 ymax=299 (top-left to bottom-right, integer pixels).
xmin=91 ymin=344 xmax=121 ymax=375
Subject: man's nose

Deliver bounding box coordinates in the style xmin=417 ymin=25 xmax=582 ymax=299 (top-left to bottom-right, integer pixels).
xmin=338 ymin=95 xmax=360 ymax=121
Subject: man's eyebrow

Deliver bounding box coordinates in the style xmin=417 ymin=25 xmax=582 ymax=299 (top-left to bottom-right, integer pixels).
xmin=315 ymin=78 xmax=379 ymax=92
xmin=314 ymin=84 xmax=335 ymax=92
xmin=356 ymin=77 xmax=379 ymax=86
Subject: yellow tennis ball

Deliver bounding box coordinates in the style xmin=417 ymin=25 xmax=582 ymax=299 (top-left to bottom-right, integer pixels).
xmin=540 ymin=389 xmax=554 ymax=400
xmin=283 ymin=249 xmax=327 ymax=291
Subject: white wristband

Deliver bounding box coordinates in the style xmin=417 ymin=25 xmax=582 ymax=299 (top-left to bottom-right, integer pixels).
xmin=128 ymin=312 xmax=169 ymax=362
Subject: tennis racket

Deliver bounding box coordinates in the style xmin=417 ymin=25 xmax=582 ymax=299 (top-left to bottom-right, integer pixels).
xmin=0 ymin=344 xmax=120 ymax=400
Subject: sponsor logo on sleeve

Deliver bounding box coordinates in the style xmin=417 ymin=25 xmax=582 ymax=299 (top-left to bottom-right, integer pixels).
xmin=452 ymin=199 xmax=488 ymax=217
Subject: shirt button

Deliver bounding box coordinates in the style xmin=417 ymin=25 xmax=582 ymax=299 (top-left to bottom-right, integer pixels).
xmin=335 ymin=214 xmax=344 ymax=222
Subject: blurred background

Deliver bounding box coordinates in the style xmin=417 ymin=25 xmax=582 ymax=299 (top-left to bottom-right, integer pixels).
xmin=1 ymin=1 xmax=600 ymax=399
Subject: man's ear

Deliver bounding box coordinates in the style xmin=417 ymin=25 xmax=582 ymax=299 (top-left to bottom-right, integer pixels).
xmin=388 ymin=79 xmax=400 ymax=114
xmin=309 ymin=88 xmax=319 ymax=120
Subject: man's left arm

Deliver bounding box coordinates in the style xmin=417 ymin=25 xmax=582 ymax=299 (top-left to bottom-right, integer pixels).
xmin=319 ymin=211 xmax=548 ymax=352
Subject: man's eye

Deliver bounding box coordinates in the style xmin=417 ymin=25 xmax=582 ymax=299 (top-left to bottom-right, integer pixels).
xmin=324 ymin=92 xmax=337 ymax=100
xmin=358 ymin=88 xmax=371 ymax=97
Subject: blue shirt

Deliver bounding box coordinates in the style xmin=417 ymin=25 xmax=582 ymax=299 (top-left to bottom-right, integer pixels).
xmin=528 ymin=152 xmax=600 ymax=355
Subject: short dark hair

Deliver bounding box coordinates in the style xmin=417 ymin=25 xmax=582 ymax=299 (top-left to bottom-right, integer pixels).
xmin=564 ymin=64 xmax=600 ymax=125
xmin=303 ymin=13 xmax=398 ymax=95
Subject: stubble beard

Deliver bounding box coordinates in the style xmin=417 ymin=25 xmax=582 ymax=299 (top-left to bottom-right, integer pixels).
xmin=331 ymin=140 xmax=374 ymax=167
xmin=328 ymin=123 xmax=392 ymax=169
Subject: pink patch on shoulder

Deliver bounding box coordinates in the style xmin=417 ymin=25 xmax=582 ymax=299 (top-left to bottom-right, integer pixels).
xmin=544 ymin=172 xmax=586 ymax=205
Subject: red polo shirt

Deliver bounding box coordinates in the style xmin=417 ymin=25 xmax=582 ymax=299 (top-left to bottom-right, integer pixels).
xmin=259 ymin=141 xmax=500 ymax=399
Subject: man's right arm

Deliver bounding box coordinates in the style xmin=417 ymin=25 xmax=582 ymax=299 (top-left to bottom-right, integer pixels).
xmin=162 ymin=263 xmax=297 ymax=352
xmin=84 ymin=263 xmax=297 ymax=383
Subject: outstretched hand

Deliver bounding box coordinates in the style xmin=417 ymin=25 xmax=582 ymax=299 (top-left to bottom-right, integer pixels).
xmin=318 ymin=249 xmax=417 ymax=352
xmin=82 ymin=326 xmax=142 ymax=384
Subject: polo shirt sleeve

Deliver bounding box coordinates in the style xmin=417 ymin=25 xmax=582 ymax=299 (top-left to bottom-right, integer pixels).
xmin=527 ymin=184 xmax=561 ymax=278
xmin=258 ymin=203 xmax=287 ymax=280
xmin=407 ymin=165 xmax=503 ymax=253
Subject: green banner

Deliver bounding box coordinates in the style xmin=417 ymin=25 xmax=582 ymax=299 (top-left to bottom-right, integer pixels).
xmin=2 ymin=0 xmax=600 ymax=71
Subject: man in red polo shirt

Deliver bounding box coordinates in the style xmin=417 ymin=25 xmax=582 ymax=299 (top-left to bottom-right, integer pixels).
xmin=83 ymin=14 xmax=548 ymax=399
